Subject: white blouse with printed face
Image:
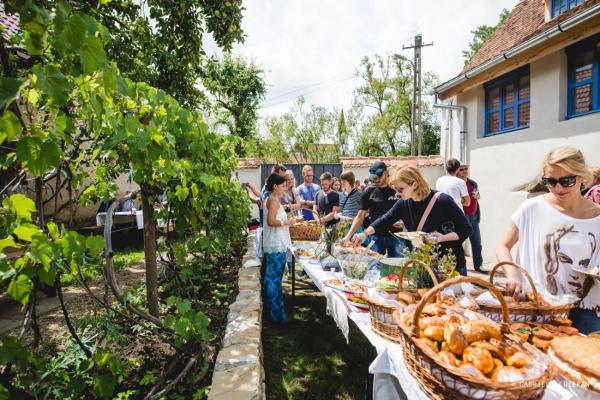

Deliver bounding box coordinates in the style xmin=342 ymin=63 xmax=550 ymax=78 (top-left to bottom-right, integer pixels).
xmin=512 ymin=195 xmax=600 ymax=314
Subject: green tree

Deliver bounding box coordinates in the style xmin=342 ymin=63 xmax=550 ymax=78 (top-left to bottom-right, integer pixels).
xmin=202 ymin=54 xmax=266 ymax=155
xmin=462 ymin=8 xmax=510 ymax=66
xmin=76 ymin=0 xmax=246 ymax=108
xmin=288 ymin=98 xmax=338 ymax=163
xmin=350 ymin=54 xmax=441 ymax=157
xmin=336 ymin=109 xmax=349 ymax=157
xmin=249 ymin=115 xmax=293 ymax=163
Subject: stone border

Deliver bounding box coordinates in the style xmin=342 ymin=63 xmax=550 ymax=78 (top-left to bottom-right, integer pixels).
xmin=207 ymin=242 xmax=265 ymax=400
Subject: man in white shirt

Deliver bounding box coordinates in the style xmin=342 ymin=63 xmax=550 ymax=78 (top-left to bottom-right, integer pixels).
xmin=436 ymin=158 xmax=471 ymax=210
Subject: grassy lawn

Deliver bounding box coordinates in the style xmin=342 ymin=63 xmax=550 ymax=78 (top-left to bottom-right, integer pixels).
xmin=262 ymin=277 xmax=372 ymax=400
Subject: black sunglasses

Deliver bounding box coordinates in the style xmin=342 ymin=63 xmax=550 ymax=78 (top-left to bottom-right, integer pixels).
xmin=541 ymin=175 xmax=577 ymax=188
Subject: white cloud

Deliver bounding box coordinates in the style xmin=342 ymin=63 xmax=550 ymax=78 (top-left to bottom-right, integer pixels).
xmin=212 ymin=0 xmax=519 ymax=117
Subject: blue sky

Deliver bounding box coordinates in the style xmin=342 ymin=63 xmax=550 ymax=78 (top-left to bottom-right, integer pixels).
xmin=210 ymin=0 xmax=520 ymax=117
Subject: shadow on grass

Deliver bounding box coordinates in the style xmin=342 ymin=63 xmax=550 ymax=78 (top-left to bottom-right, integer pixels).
xmin=262 ymin=278 xmax=371 ymax=400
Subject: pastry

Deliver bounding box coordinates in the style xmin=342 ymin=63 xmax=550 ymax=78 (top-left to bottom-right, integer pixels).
xmin=531 ymin=336 xmax=552 ymax=350
xmin=550 ymin=336 xmax=600 ymax=392
xmin=461 ymin=322 xmax=491 ymax=343
xmin=532 ymin=328 xmax=553 ymax=341
xmin=558 ymin=325 xmax=579 ymax=335
xmin=438 ymin=350 xmax=460 ymax=367
xmin=423 ymin=326 xmax=445 ymax=342
xmin=423 ymin=303 xmax=445 ymax=316
xmin=444 ymin=324 xmax=468 ymax=355
xmin=471 ymin=340 xmax=505 ymax=361
xmin=396 ymin=292 xmax=416 ymax=305
xmin=463 ymin=346 xmax=495 ymax=374
xmin=506 ymin=351 xmax=531 ymax=368
xmin=420 ymin=316 xmax=446 ymax=329
xmin=509 ymin=323 xmax=530 ymax=341
xmin=418 ymin=337 xmax=439 ymax=354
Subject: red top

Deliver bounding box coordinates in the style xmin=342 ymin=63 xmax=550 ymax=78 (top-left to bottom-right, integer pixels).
xmin=463 ymin=179 xmax=478 ymax=216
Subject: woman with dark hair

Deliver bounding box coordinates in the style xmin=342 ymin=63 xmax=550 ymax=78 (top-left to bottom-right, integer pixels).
xmin=263 ymin=173 xmax=293 ymax=323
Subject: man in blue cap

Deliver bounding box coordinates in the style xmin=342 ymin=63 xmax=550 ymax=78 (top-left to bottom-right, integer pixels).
xmin=343 ymin=161 xmax=405 ymax=257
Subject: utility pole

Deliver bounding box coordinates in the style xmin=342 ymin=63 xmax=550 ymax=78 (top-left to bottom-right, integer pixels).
xmin=404 ymin=34 xmax=433 ymax=156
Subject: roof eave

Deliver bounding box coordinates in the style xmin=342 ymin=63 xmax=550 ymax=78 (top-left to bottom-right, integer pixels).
xmin=435 ymin=3 xmax=600 ymax=99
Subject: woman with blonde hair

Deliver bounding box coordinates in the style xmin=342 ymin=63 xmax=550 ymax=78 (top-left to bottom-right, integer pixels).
xmin=351 ymin=166 xmax=472 ymax=275
xmin=496 ymin=146 xmax=600 ymax=334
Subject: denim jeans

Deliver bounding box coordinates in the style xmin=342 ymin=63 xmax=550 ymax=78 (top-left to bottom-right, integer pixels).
xmin=466 ymin=214 xmax=483 ymax=270
xmin=570 ymin=308 xmax=600 ymax=335
xmin=370 ymin=233 xmax=406 ymax=258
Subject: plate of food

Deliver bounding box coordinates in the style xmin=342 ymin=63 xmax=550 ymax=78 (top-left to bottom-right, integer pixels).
xmin=346 ymin=292 xmax=369 ymax=310
xmin=295 ymin=248 xmax=316 ymax=259
xmin=323 ymin=278 xmax=367 ymax=295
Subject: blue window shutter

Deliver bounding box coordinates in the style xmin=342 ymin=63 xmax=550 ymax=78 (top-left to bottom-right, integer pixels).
xmin=484 ymin=65 xmax=530 ymax=136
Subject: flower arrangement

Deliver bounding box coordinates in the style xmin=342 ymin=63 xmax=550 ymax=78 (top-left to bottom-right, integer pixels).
xmin=403 ymin=237 xmax=459 ymax=287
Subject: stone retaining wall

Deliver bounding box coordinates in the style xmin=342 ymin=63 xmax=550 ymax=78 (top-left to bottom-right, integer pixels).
xmin=207 ymin=244 xmax=265 ymax=400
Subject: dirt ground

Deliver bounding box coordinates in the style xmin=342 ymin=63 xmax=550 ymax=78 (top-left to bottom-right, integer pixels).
xmin=1 ymin=263 xmax=146 ymax=343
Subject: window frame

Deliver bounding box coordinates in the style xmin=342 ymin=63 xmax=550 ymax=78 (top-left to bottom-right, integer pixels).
xmin=551 ymin=0 xmax=585 ymax=19
xmin=566 ymin=34 xmax=600 ymax=119
xmin=484 ymin=65 xmax=530 ymax=137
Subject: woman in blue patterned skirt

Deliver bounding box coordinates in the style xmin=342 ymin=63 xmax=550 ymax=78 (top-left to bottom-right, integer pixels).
xmin=263 ymin=173 xmax=293 ymax=323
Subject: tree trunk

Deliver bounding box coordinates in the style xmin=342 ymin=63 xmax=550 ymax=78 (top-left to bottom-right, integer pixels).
xmin=141 ymin=186 xmax=160 ymax=317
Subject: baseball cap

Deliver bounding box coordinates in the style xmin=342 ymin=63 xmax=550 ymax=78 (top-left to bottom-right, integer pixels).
xmin=369 ymin=161 xmax=387 ymax=180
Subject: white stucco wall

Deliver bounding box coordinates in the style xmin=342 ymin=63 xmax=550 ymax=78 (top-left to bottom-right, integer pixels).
xmin=235 ymin=167 xmax=262 ymax=219
xmin=444 ymin=50 xmax=600 ymax=263
xmin=344 ymin=166 xmax=445 ymax=188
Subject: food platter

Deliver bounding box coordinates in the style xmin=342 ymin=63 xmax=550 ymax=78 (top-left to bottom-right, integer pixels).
xmin=323 ymin=278 xmax=367 ymax=295
xmin=295 ymin=248 xmax=316 ymax=259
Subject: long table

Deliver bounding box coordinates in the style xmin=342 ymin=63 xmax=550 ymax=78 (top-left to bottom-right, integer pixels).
xmin=288 ymin=244 xmax=590 ymax=400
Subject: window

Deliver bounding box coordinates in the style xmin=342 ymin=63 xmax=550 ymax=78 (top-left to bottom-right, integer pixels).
xmin=566 ymin=34 xmax=600 ymax=118
xmin=484 ymin=66 xmax=530 ymax=136
xmin=551 ymin=0 xmax=586 ymax=18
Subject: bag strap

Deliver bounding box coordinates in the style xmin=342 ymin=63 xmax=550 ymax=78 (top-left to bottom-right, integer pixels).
xmin=340 ymin=188 xmax=355 ymax=211
xmin=417 ymin=192 xmax=441 ymax=232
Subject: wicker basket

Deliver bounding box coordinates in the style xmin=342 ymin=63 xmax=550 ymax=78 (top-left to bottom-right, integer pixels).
xmin=289 ymin=222 xmax=323 ymax=241
xmin=477 ymin=261 xmax=574 ymax=323
xmin=368 ymin=259 xmax=439 ymax=342
xmin=394 ymin=276 xmax=556 ymax=400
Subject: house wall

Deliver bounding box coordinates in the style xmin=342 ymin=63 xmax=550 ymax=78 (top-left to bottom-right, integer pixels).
xmin=446 ymin=50 xmax=600 ymax=262
xmin=343 ymin=166 xmax=445 ymax=188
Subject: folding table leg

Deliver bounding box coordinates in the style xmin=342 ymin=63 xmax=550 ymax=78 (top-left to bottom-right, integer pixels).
xmin=291 ymin=255 xmax=296 ymax=299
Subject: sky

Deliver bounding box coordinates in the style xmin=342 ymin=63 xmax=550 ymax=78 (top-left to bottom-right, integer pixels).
xmin=210 ymin=0 xmax=520 ymax=118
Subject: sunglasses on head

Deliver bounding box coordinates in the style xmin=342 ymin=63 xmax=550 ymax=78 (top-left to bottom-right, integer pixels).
xmin=369 ymin=167 xmax=384 ymax=176
xmin=541 ymin=175 xmax=577 ymax=188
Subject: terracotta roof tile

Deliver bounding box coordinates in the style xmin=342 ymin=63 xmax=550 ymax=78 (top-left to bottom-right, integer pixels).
xmin=0 ymin=3 xmax=20 ymax=42
xmin=237 ymin=158 xmax=262 ymax=169
xmin=463 ymin=0 xmax=600 ymax=74
xmin=340 ymin=156 xmax=444 ymax=169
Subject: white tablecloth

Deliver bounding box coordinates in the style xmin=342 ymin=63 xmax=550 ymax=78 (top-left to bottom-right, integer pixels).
xmin=290 ymin=245 xmax=595 ymax=400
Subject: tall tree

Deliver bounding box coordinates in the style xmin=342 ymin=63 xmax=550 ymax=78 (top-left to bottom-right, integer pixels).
xmin=202 ymin=54 xmax=266 ymax=156
xmin=74 ymin=0 xmax=246 ymax=108
xmin=336 ymin=109 xmax=349 ymax=157
xmin=246 ymin=115 xmax=292 ymax=163
xmin=462 ymin=8 xmax=510 ymax=65
xmin=351 ymin=54 xmax=441 ymax=156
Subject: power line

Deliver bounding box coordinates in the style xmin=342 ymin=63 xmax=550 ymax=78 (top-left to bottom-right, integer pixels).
xmin=260 ymin=75 xmax=355 ymax=109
